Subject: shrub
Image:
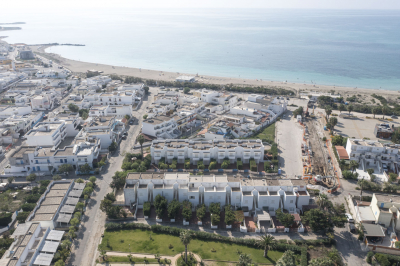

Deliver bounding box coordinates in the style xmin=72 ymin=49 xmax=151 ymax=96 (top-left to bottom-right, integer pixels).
xmin=249 ymin=159 xmax=257 ymax=172
xmin=26 ymin=194 xmax=41 ymax=204
xmin=236 ymin=158 xmax=243 ymax=170
xmin=21 ymin=203 xmax=36 ymax=212
xmin=209 ymin=203 xmax=220 ymax=215
xmin=211 ymin=214 xmax=220 ymax=225
xmin=16 ymin=212 xmax=30 ymax=223
xmin=143 ymin=202 xmax=151 ymax=217
xmin=196 ymin=204 xmax=206 ymax=221
xmin=167 ymin=199 xmax=181 ymax=219
xmin=224 ymin=206 xmax=236 ymax=225
xmin=0 ymin=212 xmax=13 ymax=226
xmin=182 ymin=200 xmax=192 ymax=221
xmin=366 ymin=251 xmax=374 ymax=263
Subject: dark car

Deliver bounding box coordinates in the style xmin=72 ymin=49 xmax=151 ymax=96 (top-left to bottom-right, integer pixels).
xmin=129 ymin=120 xmax=134 ymax=125
xmin=349 ymin=223 xmax=356 ymax=234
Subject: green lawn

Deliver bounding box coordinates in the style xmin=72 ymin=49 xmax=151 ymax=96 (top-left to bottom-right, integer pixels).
xmin=100 ymin=229 xmax=283 ymax=264
xmin=105 ymin=256 xmax=160 ymax=264
xmin=246 ymin=123 xmax=275 ymax=143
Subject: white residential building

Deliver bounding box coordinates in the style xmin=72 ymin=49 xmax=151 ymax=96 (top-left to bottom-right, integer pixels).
xmin=124 ymin=173 xmax=310 ymax=213
xmin=142 ymin=115 xmax=181 ymax=139
xmin=86 ymin=75 xmax=112 ymax=86
xmin=0 ymin=105 xmax=32 ymax=119
xmin=82 ymin=91 xmax=136 ymax=108
xmin=25 ymin=121 xmax=67 ymax=148
xmin=151 ymin=139 xmax=264 ymax=164
xmin=117 ymin=83 xmax=145 ymax=96
xmin=31 ymin=93 xmax=56 ymax=111
xmin=89 ymin=105 xmax=132 ymax=118
xmin=345 ymin=138 xmax=400 ymax=176
xmin=5 ymin=138 xmax=100 ymax=176
xmin=35 ymin=69 xmax=69 ymax=79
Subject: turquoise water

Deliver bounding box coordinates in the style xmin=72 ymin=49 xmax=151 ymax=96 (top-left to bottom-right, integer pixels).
xmin=1 ymin=8 xmax=400 ymax=90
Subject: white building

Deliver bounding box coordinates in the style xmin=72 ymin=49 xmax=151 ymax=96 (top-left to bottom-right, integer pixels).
xmin=151 ymin=139 xmax=264 ymax=165
xmin=31 ymin=93 xmax=56 ymax=111
xmin=124 ymin=172 xmax=310 ymax=214
xmin=25 ymin=122 xmax=67 ymax=148
xmin=142 ymin=115 xmax=181 ymax=139
xmin=0 ymin=105 xmax=32 ymax=119
xmin=86 ymin=75 xmax=112 ymax=86
xmin=89 ymin=105 xmax=132 ymax=118
xmin=35 ymin=69 xmax=68 ymax=79
xmin=82 ymin=91 xmax=136 ymax=108
xmin=176 ymin=76 xmax=195 ymax=83
xmin=346 ymin=139 xmax=400 ymax=177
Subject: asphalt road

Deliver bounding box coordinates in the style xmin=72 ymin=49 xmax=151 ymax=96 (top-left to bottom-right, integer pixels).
xmin=67 ymin=87 xmax=155 ymax=266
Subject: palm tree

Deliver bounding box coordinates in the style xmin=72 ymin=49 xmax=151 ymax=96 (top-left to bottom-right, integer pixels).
xmin=347 ymin=104 xmax=354 ymax=115
xmin=339 ymin=159 xmax=346 ymax=170
xmin=382 ymin=105 xmax=389 ymax=119
xmin=257 ymin=234 xmax=276 ymax=258
xmin=372 ymin=107 xmax=378 ymax=119
xmin=180 ymin=230 xmax=192 ymax=263
xmin=358 ymin=178 xmax=367 ymax=201
xmin=237 ymin=253 xmax=253 ymax=266
xmin=325 ymin=107 xmax=332 ymax=120
xmin=329 ymin=117 xmax=338 ymax=132
xmin=350 ymin=160 xmax=359 ymax=173
xmin=137 ymin=134 xmax=145 ymax=157
xmin=338 ymin=104 xmax=345 ymax=113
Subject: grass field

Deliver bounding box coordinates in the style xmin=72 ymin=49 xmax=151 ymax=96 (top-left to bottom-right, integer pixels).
xmin=99 ymin=229 xmax=283 ymax=264
xmin=246 ymin=123 xmax=275 ymax=143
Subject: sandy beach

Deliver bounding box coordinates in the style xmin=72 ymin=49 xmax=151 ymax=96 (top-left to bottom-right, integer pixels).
xmin=31 ymin=45 xmax=399 ymax=100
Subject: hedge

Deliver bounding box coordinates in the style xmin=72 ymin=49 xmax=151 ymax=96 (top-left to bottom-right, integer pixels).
xmin=0 ymin=212 xmax=12 ymax=226
xmin=105 ymin=222 xmax=319 ymax=265
xmin=236 ymin=158 xmax=243 ymax=170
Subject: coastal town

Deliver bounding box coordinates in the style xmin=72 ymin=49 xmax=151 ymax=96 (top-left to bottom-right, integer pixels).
xmin=1 ymin=39 xmax=400 ymax=266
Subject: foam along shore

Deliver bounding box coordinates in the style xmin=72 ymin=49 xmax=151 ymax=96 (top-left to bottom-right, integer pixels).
xmin=31 ymin=45 xmax=399 ymax=99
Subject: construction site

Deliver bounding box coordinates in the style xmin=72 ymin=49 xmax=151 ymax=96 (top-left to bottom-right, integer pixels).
xmin=300 ymin=105 xmax=340 ymax=193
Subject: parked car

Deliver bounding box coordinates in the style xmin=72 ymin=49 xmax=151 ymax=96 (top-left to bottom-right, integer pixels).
xmin=391 ymin=115 xmax=397 ymax=119
xmin=345 ymin=213 xmax=354 ymax=223
xmin=129 ymin=120 xmax=134 ymax=125
xmin=349 ymin=223 xmax=356 ymax=233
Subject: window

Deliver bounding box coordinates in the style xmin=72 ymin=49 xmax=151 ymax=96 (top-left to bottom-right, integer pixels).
xmin=64 ymin=159 xmax=67 ymax=163
xmin=190 ymin=196 xmax=195 ymax=199
xmin=36 ymin=160 xmax=38 ymax=164
xmin=60 ymin=159 xmax=63 ymax=163
xmin=47 ymin=159 xmax=50 ymax=163
xmin=85 ymin=158 xmax=87 ymax=162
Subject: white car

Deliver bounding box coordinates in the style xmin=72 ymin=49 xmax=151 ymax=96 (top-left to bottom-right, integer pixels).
xmin=345 ymin=213 xmax=354 ymax=223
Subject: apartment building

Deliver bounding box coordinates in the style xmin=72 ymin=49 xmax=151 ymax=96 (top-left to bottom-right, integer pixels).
xmin=151 ymin=139 xmax=264 ymax=165
xmin=193 ymin=89 xmax=237 ymax=111
xmin=89 ymin=104 xmax=132 ymax=118
xmin=31 ymin=93 xmax=56 ymax=111
xmin=86 ymin=75 xmax=112 ymax=86
xmin=82 ymin=91 xmax=136 ymax=108
xmin=345 ymin=139 xmax=400 ymax=174
xmin=124 ymin=173 xmax=310 ymax=213
xmin=117 ymin=83 xmax=145 ymax=96
xmin=5 ymin=138 xmax=100 ymax=176
xmin=35 ymin=69 xmax=68 ymax=79
xmin=142 ymin=115 xmax=181 ymax=139
xmin=25 ymin=122 xmax=67 ymax=148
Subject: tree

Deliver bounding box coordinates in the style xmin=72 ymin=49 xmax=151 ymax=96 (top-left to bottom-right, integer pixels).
xmin=257 ymin=234 xmax=276 ymax=258
xmin=167 ymin=199 xmax=181 ymax=219
xmin=54 ymin=260 xmax=65 ymax=266
xmin=89 ymin=176 xmax=97 ymax=186
xmin=316 ymin=194 xmax=331 ymax=211
xmin=329 ymin=117 xmax=338 ymax=132
xmin=21 ymin=203 xmax=36 ymax=212
xmin=16 ymin=212 xmax=29 ymax=223
xmin=109 ymin=141 xmax=118 ymax=152
xmin=372 ymin=107 xmax=378 ymax=119
xmin=389 ymin=172 xmax=398 ymax=183
xmin=26 ymin=173 xmax=36 ymax=183
xmin=110 ymin=171 xmax=127 ymax=190
xmin=275 ymin=209 xmax=295 ymax=228
xmin=237 ymin=253 xmax=253 ymax=266
xmin=338 ymin=104 xmax=345 ymax=113
xmin=349 ymin=160 xmax=359 ymax=173
xmin=154 ymin=195 xmax=168 ymax=218
xmin=124 ymin=115 xmax=131 ymax=121
xmin=347 ymin=104 xmax=354 ymax=115
xmin=208 ymin=161 xmax=217 ymax=170
xmin=182 ymin=200 xmax=192 ymax=221
xmin=196 ymin=204 xmax=206 ymax=221
xmin=276 ymin=250 xmax=296 ymax=266
xmin=382 ymin=105 xmax=389 ymax=119
xmin=143 ymin=86 xmax=149 ymax=94
xmin=308 ymin=258 xmax=334 ymax=266
xmin=366 ymin=168 xmax=374 ymax=175
xmin=76 ymin=178 xmax=84 ymax=183
xmin=53 ymin=175 xmax=62 ymax=181
xmin=339 ymin=159 xmax=347 ymax=170
xmin=137 ymin=134 xmax=145 ymax=157
xmin=98 ymin=247 xmax=107 ymax=261
xmin=58 ymin=164 xmax=73 ymax=173
xmin=83 ymin=187 xmax=93 ymax=197
xmin=70 ymin=218 xmax=79 ymax=227
xmin=325 ymin=106 xmax=332 ymax=120
xmin=183 ymin=87 xmax=190 ymax=94
xmin=76 ymin=202 xmax=85 ymax=212
xmin=302 ymin=200 xmax=347 ymax=232
xmin=68 ymin=103 xmax=79 ymax=113
xmin=7 ymin=176 xmax=14 ymax=185
xmin=180 ymin=230 xmax=192 ymax=263
xmin=143 ymin=114 xmax=148 ymax=119
xmin=79 ymin=163 xmax=92 ymax=174
xmin=69 ymin=229 xmax=77 ymax=239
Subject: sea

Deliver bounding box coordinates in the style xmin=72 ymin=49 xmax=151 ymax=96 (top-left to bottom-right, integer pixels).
xmin=1 ymin=8 xmax=400 ymax=90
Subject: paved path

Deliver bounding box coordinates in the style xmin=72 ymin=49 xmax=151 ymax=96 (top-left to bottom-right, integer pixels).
xmin=68 ymin=88 xmax=156 ymax=266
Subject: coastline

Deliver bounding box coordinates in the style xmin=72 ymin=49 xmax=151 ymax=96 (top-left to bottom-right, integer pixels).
xmin=30 ymin=44 xmax=400 ymax=99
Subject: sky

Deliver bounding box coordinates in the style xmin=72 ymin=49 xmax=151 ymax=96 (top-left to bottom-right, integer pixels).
xmin=2 ymin=0 xmax=400 ymax=9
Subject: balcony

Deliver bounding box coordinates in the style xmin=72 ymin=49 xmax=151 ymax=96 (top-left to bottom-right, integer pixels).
xmin=243 ymin=153 xmax=250 ymax=159
xmin=229 ymin=153 xmax=235 ymax=159
xmin=218 ymin=153 xmax=225 ymax=158
xmin=154 ymin=153 xmax=161 ymax=158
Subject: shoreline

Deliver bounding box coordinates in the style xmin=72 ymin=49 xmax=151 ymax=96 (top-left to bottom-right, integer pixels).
xmin=28 ymin=44 xmax=400 ymax=99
